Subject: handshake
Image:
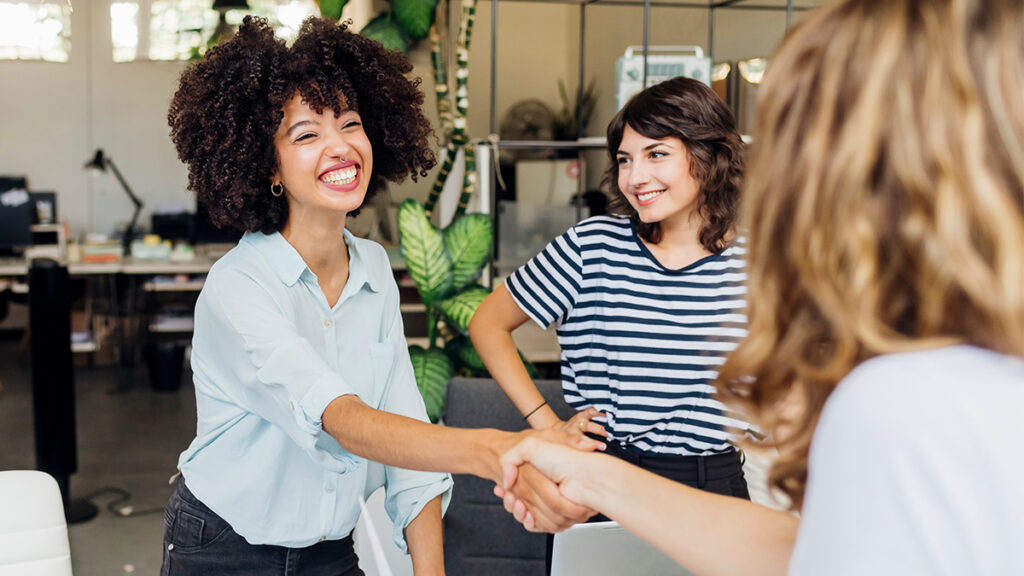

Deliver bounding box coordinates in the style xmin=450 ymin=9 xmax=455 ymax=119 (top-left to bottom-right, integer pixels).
xmin=489 ymin=408 xmax=610 ymax=533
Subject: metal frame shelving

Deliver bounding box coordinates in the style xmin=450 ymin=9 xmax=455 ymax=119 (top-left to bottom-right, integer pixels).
xmin=475 ymin=0 xmax=818 ymax=278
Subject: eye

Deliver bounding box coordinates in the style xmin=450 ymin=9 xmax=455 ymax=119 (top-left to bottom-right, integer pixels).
xmin=649 ymin=149 xmax=668 ymax=159
xmin=294 ymin=132 xmax=316 ymax=143
xmin=616 ymin=156 xmax=630 ymax=166
xmin=342 ymin=119 xmax=362 ymax=130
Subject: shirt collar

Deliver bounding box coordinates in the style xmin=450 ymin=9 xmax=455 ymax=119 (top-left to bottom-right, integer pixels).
xmin=342 ymin=229 xmax=383 ymax=294
xmin=243 ymin=230 xmax=382 ymax=293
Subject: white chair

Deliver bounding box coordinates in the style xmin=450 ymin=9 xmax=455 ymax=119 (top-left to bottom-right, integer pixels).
xmin=0 ymin=470 xmax=73 ymax=576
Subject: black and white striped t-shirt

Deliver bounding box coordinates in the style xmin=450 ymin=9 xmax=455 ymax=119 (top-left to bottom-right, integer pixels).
xmin=505 ymin=215 xmax=752 ymax=455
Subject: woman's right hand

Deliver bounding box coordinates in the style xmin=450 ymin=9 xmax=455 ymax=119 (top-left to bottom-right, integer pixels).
xmin=496 ymin=435 xmax=600 ymax=530
xmin=551 ymin=407 xmax=608 ymax=439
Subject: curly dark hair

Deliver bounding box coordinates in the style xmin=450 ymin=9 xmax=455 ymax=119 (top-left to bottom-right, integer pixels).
xmin=602 ymin=77 xmax=744 ymax=252
xmin=168 ymin=16 xmax=436 ymax=233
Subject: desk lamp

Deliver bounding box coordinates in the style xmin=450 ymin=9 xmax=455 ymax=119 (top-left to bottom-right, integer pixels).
xmin=84 ymin=149 xmax=143 ymax=257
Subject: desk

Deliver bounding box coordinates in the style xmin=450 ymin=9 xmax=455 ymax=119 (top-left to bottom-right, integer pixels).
xmin=0 ymin=255 xmax=218 ymax=391
xmin=0 ymin=256 xmax=217 ymax=277
xmin=2 ymin=252 xmax=564 ymax=372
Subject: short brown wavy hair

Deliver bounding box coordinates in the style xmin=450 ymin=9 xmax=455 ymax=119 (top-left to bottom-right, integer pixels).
xmin=602 ymin=77 xmax=744 ymax=251
xmin=168 ymin=16 xmax=436 ymax=233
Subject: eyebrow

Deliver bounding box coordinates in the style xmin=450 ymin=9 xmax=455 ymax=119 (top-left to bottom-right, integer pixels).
xmin=286 ymin=120 xmax=316 ymax=138
xmin=617 ymin=142 xmax=672 ymax=156
xmin=284 ymin=106 xmax=359 ymax=137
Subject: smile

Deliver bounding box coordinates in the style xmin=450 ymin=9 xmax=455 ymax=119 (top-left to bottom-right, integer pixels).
xmin=320 ymin=165 xmax=358 ymax=186
xmin=635 ymin=190 xmax=664 ymax=205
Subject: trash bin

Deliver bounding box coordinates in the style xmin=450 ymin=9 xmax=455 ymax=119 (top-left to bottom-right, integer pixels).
xmin=146 ymin=341 xmax=185 ymax=392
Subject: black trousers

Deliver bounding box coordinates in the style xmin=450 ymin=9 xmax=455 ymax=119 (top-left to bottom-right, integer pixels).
xmin=546 ymin=443 xmax=750 ymax=573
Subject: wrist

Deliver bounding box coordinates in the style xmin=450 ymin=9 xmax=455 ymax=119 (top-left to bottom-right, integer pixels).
xmin=526 ymin=406 xmax=559 ymax=429
xmin=582 ymin=452 xmax=624 ymax=512
xmin=470 ymin=428 xmax=514 ymax=483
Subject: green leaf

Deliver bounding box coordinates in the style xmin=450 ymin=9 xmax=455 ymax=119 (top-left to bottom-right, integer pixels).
xmin=398 ymin=199 xmax=453 ymax=306
xmin=437 ymin=285 xmax=490 ymax=334
xmin=318 ymin=0 xmax=348 ymax=21
xmin=391 ymin=0 xmax=436 ymax=40
xmin=360 ymin=13 xmax=410 ymax=54
xmin=443 ymin=214 xmax=493 ymax=291
xmin=445 ymin=335 xmax=487 ymax=372
xmin=409 ymin=345 xmax=453 ymax=422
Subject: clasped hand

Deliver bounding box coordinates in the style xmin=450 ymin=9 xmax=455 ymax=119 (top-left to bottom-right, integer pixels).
xmin=494 ymin=409 xmax=608 ymax=532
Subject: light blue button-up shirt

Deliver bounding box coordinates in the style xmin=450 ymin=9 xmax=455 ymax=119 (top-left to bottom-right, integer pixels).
xmin=178 ymin=230 xmax=452 ymax=550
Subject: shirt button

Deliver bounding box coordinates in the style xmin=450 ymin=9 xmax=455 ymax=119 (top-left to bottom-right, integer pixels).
xmin=323 ymin=319 xmax=333 ymax=328
xmin=318 ymin=537 xmax=325 ymax=543
xmin=167 ymin=544 xmax=174 ymax=551
xmin=325 ymin=483 xmax=335 ymax=493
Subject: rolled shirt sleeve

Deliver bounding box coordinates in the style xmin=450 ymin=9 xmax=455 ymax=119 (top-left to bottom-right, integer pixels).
xmin=200 ymin=265 xmax=363 ymax=472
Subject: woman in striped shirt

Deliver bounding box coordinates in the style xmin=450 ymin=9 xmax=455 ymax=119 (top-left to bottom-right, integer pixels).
xmin=470 ymin=77 xmax=753 ymax=499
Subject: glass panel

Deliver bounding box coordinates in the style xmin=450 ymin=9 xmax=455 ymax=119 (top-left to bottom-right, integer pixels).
xmin=110 ymin=0 xmax=317 ymax=62
xmin=111 ymin=2 xmax=140 ymax=63
xmin=0 ymin=2 xmax=71 ymax=62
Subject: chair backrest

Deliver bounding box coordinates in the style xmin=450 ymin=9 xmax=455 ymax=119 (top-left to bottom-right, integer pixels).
xmin=443 ymin=378 xmax=573 ymax=576
xmin=0 ymin=470 xmax=73 ymax=576
xmin=552 ymin=520 xmax=694 ymax=576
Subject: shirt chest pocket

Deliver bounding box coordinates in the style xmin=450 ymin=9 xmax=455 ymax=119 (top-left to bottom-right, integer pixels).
xmin=363 ymin=342 xmax=395 ymax=410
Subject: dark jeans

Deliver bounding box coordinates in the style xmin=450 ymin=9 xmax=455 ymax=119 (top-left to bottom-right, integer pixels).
xmin=161 ymin=479 xmax=364 ymax=576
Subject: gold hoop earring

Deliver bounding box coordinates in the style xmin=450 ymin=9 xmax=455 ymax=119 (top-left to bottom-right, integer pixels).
xmin=271 ymin=183 xmax=284 ymax=197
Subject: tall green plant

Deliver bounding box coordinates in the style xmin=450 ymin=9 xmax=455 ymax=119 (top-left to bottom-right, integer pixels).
xmin=319 ymin=0 xmax=523 ymax=420
xmin=397 ymin=200 xmax=536 ymax=422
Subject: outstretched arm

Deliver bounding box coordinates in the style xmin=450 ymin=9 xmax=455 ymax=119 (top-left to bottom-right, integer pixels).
xmin=323 ymin=395 xmax=599 ymax=532
xmin=499 ymin=437 xmax=798 ymax=576
xmin=470 ymin=285 xmax=606 ymax=437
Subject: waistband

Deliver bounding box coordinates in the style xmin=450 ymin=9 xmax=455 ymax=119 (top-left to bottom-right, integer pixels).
xmin=603 ymin=442 xmax=744 ymax=476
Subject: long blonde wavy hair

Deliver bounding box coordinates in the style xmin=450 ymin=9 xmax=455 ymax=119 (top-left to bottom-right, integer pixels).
xmin=716 ymin=0 xmax=1024 ymax=510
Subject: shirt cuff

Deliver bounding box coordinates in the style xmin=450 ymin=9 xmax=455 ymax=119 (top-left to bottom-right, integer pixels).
xmin=297 ymin=371 xmax=363 ymax=472
xmin=388 ymin=474 xmax=454 ymax=553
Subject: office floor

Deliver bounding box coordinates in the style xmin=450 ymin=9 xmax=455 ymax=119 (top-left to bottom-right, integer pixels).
xmin=0 ymin=332 xmax=196 ymax=575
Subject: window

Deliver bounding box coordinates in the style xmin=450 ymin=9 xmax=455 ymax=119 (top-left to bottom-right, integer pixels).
xmin=111 ymin=0 xmax=317 ymax=62
xmin=0 ymin=2 xmax=72 ymax=62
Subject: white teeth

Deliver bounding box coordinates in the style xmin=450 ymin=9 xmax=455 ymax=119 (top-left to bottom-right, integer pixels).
xmin=321 ymin=166 xmax=357 ymax=185
xmin=637 ymin=190 xmax=663 ymax=202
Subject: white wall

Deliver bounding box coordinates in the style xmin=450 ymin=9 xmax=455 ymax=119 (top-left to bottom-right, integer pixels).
xmin=0 ymin=0 xmax=188 ymax=237
xmin=0 ymin=0 xmax=805 ymax=238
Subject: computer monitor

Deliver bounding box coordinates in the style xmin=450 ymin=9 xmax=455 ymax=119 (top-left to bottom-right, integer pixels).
xmin=193 ymin=200 xmax=242 ymax=245
xmin=152 ymin=212 xmax=194 ymax=242
xmin=0 ymin=188 xmax=33 ymax=256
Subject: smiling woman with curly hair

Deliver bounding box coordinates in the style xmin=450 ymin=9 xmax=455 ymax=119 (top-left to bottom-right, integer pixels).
xmin=162 ymin=16 xmax=598 ymax=575
xmin=168 ymin=17 xmax=434 ymax=233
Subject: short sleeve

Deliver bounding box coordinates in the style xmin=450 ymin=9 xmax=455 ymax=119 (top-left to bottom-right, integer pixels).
xmin=504 ymin=225 xmax=583 ymax=328
xmin=788 ymin=360 xmax=951 ymax=576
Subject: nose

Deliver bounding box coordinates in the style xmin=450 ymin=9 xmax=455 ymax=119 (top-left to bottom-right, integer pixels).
xmin=323 ymin=125 xmax=352 ymax=159
xmin=626 ymin=161 xmax=650 ymax=189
